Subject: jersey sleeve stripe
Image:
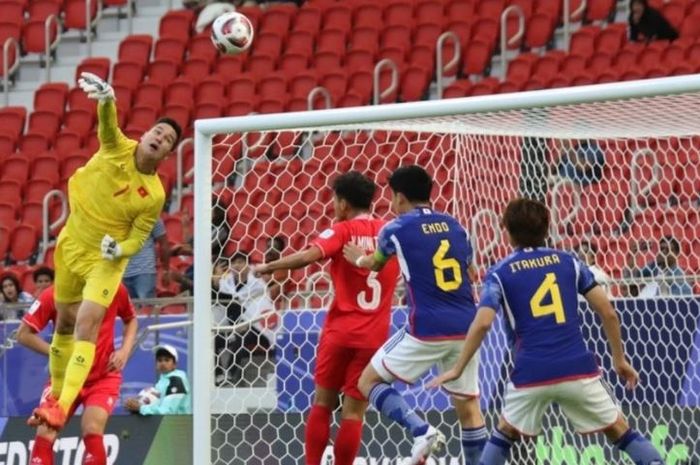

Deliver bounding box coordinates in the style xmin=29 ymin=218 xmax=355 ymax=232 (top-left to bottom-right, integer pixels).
xmin=21 ymin=318 xmax=42 ymax=333
xmin=493 ymin=273 xmax=516 ymax=330
xmin=390 ymin=235 xmax=410 ymax=281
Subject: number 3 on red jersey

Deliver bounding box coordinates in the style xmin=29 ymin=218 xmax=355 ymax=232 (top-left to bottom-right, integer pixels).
xmin=357 ymin=272 xmax=381 ymax=310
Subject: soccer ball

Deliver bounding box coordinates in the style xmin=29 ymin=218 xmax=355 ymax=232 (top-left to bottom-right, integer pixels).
xmin=137 ymin=387 xmax=161 ymax=406
xmin=211 ymin=11 xmax=254 ymax=55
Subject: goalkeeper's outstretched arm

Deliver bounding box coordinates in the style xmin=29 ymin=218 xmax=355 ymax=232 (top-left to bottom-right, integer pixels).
xmin=78 ymin=72 xmax=126 ymax=151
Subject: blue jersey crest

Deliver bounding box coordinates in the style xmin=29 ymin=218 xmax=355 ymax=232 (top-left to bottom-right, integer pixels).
xmin=377 ymin=207 xmax=477 ymax=339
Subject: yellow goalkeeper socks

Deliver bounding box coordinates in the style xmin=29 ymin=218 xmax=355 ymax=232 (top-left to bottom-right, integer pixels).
xmin=58 ymin=340 xmax=95 ymax=412
xmin=48 ymin=333 xmax=74 ymax=398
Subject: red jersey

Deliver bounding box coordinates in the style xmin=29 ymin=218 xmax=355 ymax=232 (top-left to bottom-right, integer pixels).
xmin=311 ymin=215 xmax=400 ymax=349
xmin=22 ymin=284 xmax=136 ymax=384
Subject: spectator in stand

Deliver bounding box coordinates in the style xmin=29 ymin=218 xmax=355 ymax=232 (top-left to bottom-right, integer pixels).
xmin=576 ymin=241 xmax=612 ymax=293
xmin=264 ymin=236 xmax=288 ymax=303
xmin=124 ymin=344 xmax=191 ymax=415
xmin=123 ymin=218 xmax=171 ymax=299
xmin=557 ymin=139 xmax=605 ymax=187
xmin=212 ymin=201 xmax=230 ymax=259
xmin=212 ymin=252 xmax=275 ymax=385
xmin=637 ymin=236 xmax=693 ymax=296
xmin=32 ymin=266 xmax=55 ymax=298
xmin=0 ymin=272 xmax=35 ymax=320
xmin=629 ymin=0 xmax=679 ymax=43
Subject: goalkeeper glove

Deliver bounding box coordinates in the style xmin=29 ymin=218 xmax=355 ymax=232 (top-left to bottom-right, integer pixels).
xmin=78 ymin=71 xmax=115 ymax=101
xmin=101 ymin=234 xmax=123 ymax=260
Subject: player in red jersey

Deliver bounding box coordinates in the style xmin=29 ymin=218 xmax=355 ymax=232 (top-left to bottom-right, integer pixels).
xmin=254 ymin=171 xmax=400 ymax=465
xmin=16 ymin=284 xmax=137 ymax=465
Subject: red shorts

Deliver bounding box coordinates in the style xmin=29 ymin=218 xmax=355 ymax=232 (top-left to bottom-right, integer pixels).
xmin=42 ymin=373 xmax=121 ymax=417
xmin=314 ymin=337 xmax=377 ymax=400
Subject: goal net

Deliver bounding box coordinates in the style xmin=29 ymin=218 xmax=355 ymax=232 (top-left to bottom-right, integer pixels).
xmin=192 ymin=75 xmax=700 ymax=465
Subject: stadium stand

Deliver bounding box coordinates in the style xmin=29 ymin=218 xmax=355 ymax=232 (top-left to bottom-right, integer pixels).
xmin=0 ymin=0 xmax=699 ymax=300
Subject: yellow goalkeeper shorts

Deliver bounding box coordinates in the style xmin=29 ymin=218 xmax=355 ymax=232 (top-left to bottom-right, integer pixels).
xmin=53 ymin=229 xmax=128 ymax=307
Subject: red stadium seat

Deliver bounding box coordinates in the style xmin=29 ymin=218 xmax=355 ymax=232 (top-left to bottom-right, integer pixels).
xmin=127 ymin=106 xmax=158 ymax=130
xmin=118 ymin=34 xmax=153 ymax=67
xmin=227 ymin=75 xmax=257 ymax=103
xmin=399 ymin=66 xmax=430 ymax=102
xmin=0 ymin=134 xmax=15 ymax=156
xmin=22 ymin=18 xmax=59 ymax=55
xmin=259 ymin=8 xmax=293 ymax=37
xmin=253 ymin=32 xmax=283 ymax=58
xmin=347 ymin=70 xmax=373 ymax=103
xmin=586 ymin=0 xmax=616 ymax=22
xmin=166 ymin=79 xmax=195 ymax=107
xmin=159 ymin=10 xmax=193 ymax=42
xmin=0 ymin=0 xmax=24 ymax=20
xmin=446 ymin=0 xmax=475 ymax=21
xmin=134 ymin=82 xmax=164 ymax=110
xmin=19 ymin=133 xmax=51 ymax=158
xmin=187 ymin=34 xmax=217 ymax=65
xmin=181 ymin=58 xmax=211 ymax=84
xmin=194 ymin=102 xmax=223 ymax=120
xmin=63 ymin=109 xmax=95 ymax=138
xmin=462 ymin=40 xmax=493 ymax=76
xmin=560 ymin=54 xmax=588 ymax=74
xmin=476 ymin=0 xmax=505 ymax=19
xmin=9 ymin=223 xmax=38 ymax=263
xmin=354 ymin=4 xmax=383 ymax=29
xmin=278 ymin=53 xmax=309 ymax=74
xmin=34 ymin=83 xmax=69 ymax=116
xmin=247 ymin=54 xmax=276 ymax=76
xmin=531 ymin=54 xmax=561 ymax=81
xmin=29 ymin=158 xmax=60 ymax=186
xmin=28 ymin=111 xmax=61 ymax=139
xmin=0 ymin=181 xmax=22 ymax=205
xmin=54 ymin=131 xmax=83 ymax=158
xmin=75 ymin=57 xmax=110 ymax=83
xmin=680 ymin=14 xmax=700 ymax=39
xmin=194 ymin=75 xmax=225 ymax=105
xmin=288 ymin=71 xmax=318 ymax=100
xmin=146 ymin=59 xmax=178 ymax=85
xmin=0 ymin=225 xmax=11 ymax=261
xmin=323 ymin=4 xmax=353 ymax=31
xmin=111 ymin=61 xmax=145 ymax=90
xmin=1 ymin=156 xmax=29 ymax=185
xmin=63 ymin=0 xmax=99 ymax=31
xmin=525 ymin=13 xmax=555 ymax=49
xmin=662 ymin=3 xmax=685 ymax=30
xmin=506 ymin=53 xmax=538 ymax=85
xmin=588 ymin=52 xmax=614 ymax=75
xmin=293 ymin=5 xmax=321 ymax=34
xmin=258 ymin=75 xmax=288 ymax=103
xmin=443 ymin=79 xmax=471 ymax=98
xmin=595 ymin=27 xmax=625 ymax=54
xmin=313 ymin=50 xmax=342 ymax=70
xmin=569 ymin=26 xmax=598 ymax=58
xmin=154 ymin=37 xmax=186 ymax=64
xmin=0 ymin=106 xmax=26 ymax=141
xmin=27 ymin=0 xmax=60 ymax=20
xmin=469 ymin=77 xmax=499 ymax=96
xmin=317 ymin=29 xmax=347 ymax=53
xmin=285 ymin=31 xmax=314 ymax=56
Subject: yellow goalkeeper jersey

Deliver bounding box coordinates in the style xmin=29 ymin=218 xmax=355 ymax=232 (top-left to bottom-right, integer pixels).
xmin=65 ymin=100 xmax=165 ymax=257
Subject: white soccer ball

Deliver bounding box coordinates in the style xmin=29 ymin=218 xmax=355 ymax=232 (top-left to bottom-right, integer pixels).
xmin=137 ymin=387 xmax=161 ymax=406
xmin=211 ymin=11 xmax=254 ymax=55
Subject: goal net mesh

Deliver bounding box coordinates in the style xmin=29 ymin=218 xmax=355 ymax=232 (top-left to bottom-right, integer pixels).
xmin=205 ymin=90 xmax=700 ymax=464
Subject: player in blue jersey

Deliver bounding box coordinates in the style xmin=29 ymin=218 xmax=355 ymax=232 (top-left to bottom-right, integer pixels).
xmin=344 ymin=166 xmax=487 ymax=465
xmin=429 ymin=197 xmax=664 ymax=465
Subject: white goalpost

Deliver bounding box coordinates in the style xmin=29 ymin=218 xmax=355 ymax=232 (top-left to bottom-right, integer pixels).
xmin=193 ymin=75 xmax=700 ymax=465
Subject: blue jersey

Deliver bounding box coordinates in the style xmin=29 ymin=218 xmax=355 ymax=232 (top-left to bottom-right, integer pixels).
xmin=376 ymin=207 xmax=477 ymax=339
xmin=479 ymin=247 xmax=600 ymax=387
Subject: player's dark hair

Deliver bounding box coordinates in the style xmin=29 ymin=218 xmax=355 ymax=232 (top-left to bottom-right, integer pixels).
xmin=661 ymin=235 xmax=680 ymax=253
xmin=332 ymin=171 xmax=376 ymax=210
xmin=155 ymin=117 xmax=182 ymax=148
xmin=32 ymin=266 xmax=54 ymax=282
xmin=502 ymin=198 xmax=550 ymax=248
xmin=388 ymin=165 xmax=433 ymax=203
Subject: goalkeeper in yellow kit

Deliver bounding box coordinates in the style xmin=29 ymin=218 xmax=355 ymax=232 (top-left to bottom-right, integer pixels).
xmin=29 ymin=72 xmax=181 ymax=430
